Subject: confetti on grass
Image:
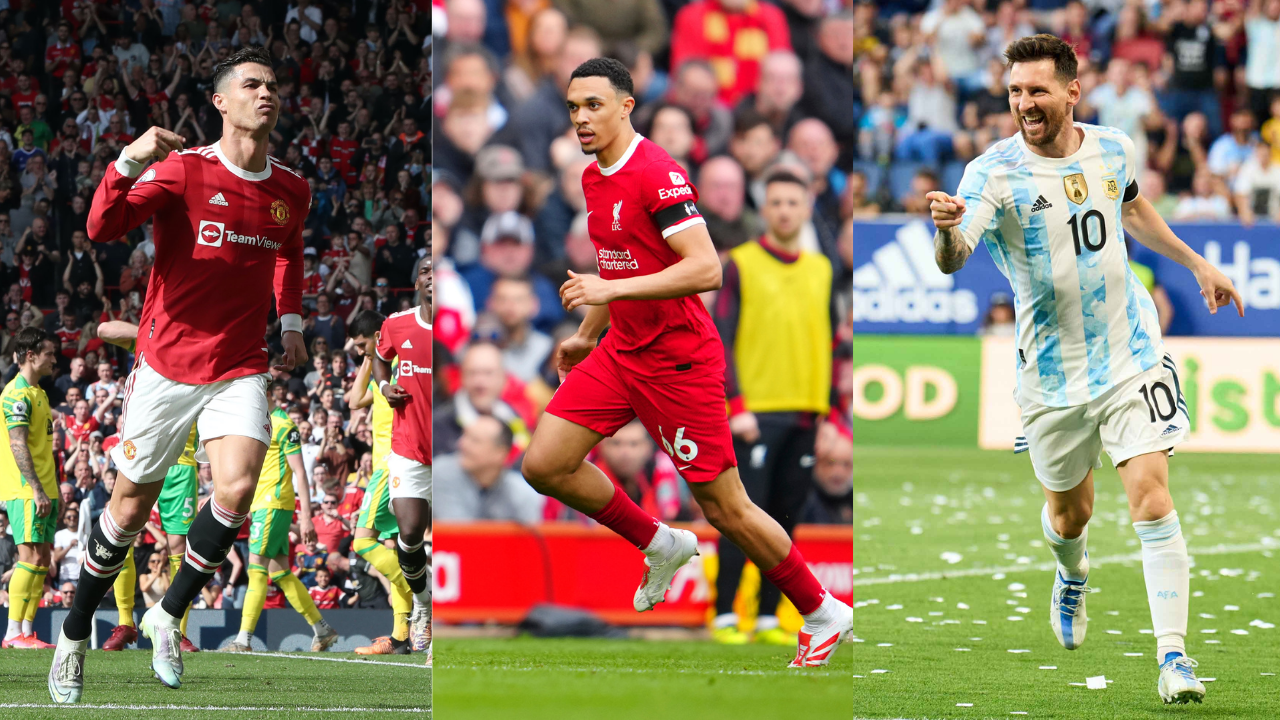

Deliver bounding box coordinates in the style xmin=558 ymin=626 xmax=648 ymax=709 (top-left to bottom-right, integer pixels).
xmin=1039 ymin=666 xmax=1057 ymax=670
xmin=1085 ymin=676 xmax=1108 ymax=690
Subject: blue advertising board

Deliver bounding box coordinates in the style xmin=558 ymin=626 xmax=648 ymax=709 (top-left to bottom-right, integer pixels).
xmin=851 ymin=219 xmax=1280 ymax=337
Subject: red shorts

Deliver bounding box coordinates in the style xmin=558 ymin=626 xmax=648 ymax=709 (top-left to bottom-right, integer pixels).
xmin=544 ymin=346 xmax=736 ymax=483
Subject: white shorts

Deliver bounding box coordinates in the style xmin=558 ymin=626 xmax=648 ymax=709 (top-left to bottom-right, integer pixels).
xmin=387 ymin=451 xmax=431 ymax=501
xmin=1019 ymin=354 xmax=1189 ymax=493
xmin=111 ymin=354 xmax=272 ymax=484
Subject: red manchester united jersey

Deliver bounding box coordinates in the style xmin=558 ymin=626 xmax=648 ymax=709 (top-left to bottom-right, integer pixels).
xmin=376 ymin=307 xmax=432 ymax=465
xmin=88 ymin=143 xmax=308 ymax=384
xmin=582 ymin=134 xmax=722 ymax=381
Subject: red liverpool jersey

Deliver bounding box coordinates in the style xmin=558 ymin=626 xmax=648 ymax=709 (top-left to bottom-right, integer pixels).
xmin=376 ymin=307 xmax=432 ymax=465
xmin=87 ymin=143 xmax=308 ymax=384
xmin=581 ymin=134 xmax=723 ymax=381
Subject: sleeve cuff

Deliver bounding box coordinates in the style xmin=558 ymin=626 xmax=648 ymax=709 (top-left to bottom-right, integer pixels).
xmin=280 ymin=313 xmax=303 ymax=334
xmin=115 ymin=151 xmax=145 ymax=179
xmin=727 ymin=396 xmax=747 ymax=417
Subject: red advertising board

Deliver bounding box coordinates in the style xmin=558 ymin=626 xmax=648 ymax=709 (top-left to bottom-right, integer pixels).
xmin=433 ymin=522 xmax=853 ymax=626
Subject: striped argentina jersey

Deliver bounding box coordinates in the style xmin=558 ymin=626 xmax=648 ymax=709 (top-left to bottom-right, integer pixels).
xmin=954 ymin=123 xmax=1163 ymax=408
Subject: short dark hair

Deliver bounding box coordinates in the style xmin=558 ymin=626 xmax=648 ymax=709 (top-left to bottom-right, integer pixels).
xmin=13 ymin=326 xmax=51 ymax=363
xmin=765 ymin=170 xmax=809 ymax=191
xmin=733 ymin=107 xmax=773 ymax=137
xmin=212 ymin=46 xmax=274 ymax=93
xmin=1004 ymin=34 xmax=1079 ymax=84
xmin=349 ymin=310 xmax=386 ymax=341
xmin=569 ymin=57 xmax=633 ymax=97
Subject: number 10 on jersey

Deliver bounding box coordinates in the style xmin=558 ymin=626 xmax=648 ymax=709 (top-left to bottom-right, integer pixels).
xmin=1069 ymin=209 xmax=1107 ymax=256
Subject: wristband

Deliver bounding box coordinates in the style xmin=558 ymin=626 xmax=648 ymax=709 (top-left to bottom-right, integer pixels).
xmin=379 ymin=380 xmax=390 ymax=395
xmin=280 ymin=313 xmax=302 ymax=335
xmin=115 ymin=151 xmax=145 ymax=178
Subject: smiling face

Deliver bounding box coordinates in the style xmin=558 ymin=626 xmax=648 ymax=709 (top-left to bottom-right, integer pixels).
xmin=213 ymin=62 xmax=280 ymax=136
xmin=565 ymin=75 xmax=632 ymax=155
xmin=1007 ymin=59 xmax=1079 ymax=149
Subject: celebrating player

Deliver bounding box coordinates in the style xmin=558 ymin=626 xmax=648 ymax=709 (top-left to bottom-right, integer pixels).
xmin=222 ymin=384 xmax=338 ymax=653
xmin=928 ymin=35 xmax=1242 ymax=705
xmin=519 ymin=58 xmax=852 ymax=668
xmin=347 ymin=311 xmax=419 ymax=656
xmin=370 ymin=261 xmax=433 ymax=664
xmin=1 ymin=328 xmax=58 ymax=650
xmin=49 ymin=46 xmax=308 ymax=704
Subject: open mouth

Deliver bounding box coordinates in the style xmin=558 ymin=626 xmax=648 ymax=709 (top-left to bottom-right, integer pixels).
xmin=577 ymin=129 xmax=595 ymax=145
xmin=1022 ymin=112 xmax=1046 ymax=131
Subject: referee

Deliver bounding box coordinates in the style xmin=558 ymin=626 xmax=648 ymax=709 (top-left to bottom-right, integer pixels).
xmin=711 ymin=170 xmax=834 ymax=646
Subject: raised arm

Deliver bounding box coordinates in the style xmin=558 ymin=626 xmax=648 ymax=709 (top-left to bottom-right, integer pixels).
xmin=88 ymin=127 xmax=186 ymax=244
xmin=347 ymin=355 xmax=375 ymax=409
xmin=930 ymin=162 xmax=1003 ymax=274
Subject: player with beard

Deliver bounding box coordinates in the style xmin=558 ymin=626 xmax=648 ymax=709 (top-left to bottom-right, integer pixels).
xmin=519 ymin=58 xmax=852 ymax=668
xmin=927 ymin=35 xmax=1241 ymax=705
xmin=49 ymin=46 xmax=308 ymax=703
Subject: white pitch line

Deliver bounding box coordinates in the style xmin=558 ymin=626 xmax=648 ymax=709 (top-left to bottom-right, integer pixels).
xmin=0 ymin=703 xmax=427 ymax=713
xmin=436 ymin=663 xmax=841 ymax=678
xmin=239 ymin=651 xmax=427 ymax=668
xmin=852 ymin=542 xmax=1272 ymax=587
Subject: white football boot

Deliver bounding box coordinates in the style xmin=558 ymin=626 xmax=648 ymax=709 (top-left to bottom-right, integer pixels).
xmin=311 ymin=620 xmax=339 ymax=652
xmin=47 ymin=630 xmax=88 ymax=704
xmin=140 ymin=605 xmax=184 ymax=688
xmin=1158 ymin=654 xmax=1206 ymax=704
xmin=1049 ymin=569 xmax=1091 ymax=650
xmin=409 ymin=601 xmax=431 ymax=652
xmin=633 ymin=528 xmax=699 ymax=612
xmin=790 ymin=595 xmax=854 ymax=668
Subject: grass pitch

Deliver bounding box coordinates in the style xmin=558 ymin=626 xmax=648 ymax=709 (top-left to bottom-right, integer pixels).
xmin=0 ymin=649 xmax=429 ymax=719
xmin=433 ymin=637 xmax=853 ymax=719
xmin=839 ymin=446 xmax=1280 ymax=719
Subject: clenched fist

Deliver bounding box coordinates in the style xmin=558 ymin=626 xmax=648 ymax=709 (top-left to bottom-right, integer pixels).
xmin=926 ymin=191 xmax=967 ymax=229
xmin=123 ymin=126 xmax=186 ymax=165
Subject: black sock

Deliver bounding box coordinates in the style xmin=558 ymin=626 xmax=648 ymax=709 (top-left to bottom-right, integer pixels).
xmin=161 ymin=497 xmax=247 ymax=619
xmin=64 ymin=510 xmax=139 ymax=642
xmin=396 ymin=536 xmax=429 ymax=595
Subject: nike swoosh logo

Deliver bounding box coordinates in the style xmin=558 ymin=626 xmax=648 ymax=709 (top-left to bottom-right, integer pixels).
xmin=678 ymin=464 xmax=692 ymax=470
xmin=587 ymin=211 xmax=593 ymax=219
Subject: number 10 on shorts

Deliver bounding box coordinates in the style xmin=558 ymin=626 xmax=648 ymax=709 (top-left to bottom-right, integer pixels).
xmin=659 ymin=425 xmax=699 ymax=464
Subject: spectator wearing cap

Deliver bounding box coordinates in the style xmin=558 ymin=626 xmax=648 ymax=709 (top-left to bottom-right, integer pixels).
xmin=434 ymin=414 xmax=545 ymax=524
xmin=670 ymin=0 xmax=792 ymax=107
xmin=462 ymin=210 xmax=564 ymax=332
xmin=451 ymin=144 xmax=527 ymax=266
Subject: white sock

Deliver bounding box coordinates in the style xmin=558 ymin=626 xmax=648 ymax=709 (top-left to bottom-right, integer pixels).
xmin=755 ymin=615 xmax=780 ymax=632
xmin=5 ymin=619 xmax=21 ymax=640
xmin=802 ymin=591 xmax=838 ymax=626
xmin=1134 ymin=510 xmax=1189 ymax=664
xmin=713 ymin=613 xmax=738 ymax=630
xmin=1042 ymin=504 xmax=1089 ymax=581
xmin=21 ymin=618 xmax=32 ymax=635
xmin=311 ymin=620 xmax=329 ymax=635
xmin=643 ymin=524 xmax=676 ymax=558
xmin=236 ymin=630 xmax=252 ymax=646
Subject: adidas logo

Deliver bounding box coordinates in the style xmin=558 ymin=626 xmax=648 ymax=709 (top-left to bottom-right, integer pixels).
xmin=1030 ymin=195 xmax=1052 ymax=213
xmin=402 ymin=339 xmax=413 ymax=349
xmin=851 ymin=220 xmax=979 ymax=324
xmin=1160 ymin=424 xmax=1179 ymax=437
xmin=209 ymin=192 xmax=229 ymax=206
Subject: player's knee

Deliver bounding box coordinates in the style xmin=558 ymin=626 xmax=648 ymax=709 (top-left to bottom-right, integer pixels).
xmin=520 ymin=451 xmax=569 ymax=494
xmin=1051 ymin=503 xmax=1092 ymax=536
xmin=1129 ymin=484 xmax=1174 ymax=522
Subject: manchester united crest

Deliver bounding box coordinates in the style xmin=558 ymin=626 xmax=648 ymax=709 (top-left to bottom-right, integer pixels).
xmin=1063 ymin=173 xmax=1088 ymax=204
xmin=123 ymin=441 xmax=137 ymax=460
xmin=269 ymin=199 xmax=290 ymax=225
xmin=392 ymin=475 xmax=401 ymax=489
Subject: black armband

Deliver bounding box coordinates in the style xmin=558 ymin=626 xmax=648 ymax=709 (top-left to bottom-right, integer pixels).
xmin=1123 ymin=180 xmax=1139 ymax=203
xmin=652 ymin=200 xmax=704 ymax=236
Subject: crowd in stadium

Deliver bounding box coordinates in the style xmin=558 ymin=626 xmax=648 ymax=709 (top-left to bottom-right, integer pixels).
xmin=430 ymin=0 xmax=854 ymax=529
xmin=0 ymin=0 xmax=430 ymax=616
xmin=843 ymin=0 xmax=1280 ymax=224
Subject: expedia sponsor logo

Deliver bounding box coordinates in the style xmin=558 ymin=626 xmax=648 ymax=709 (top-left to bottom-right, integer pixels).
xmin=657 ymin=185 xmax=693 ymax=200
xmin=597 ymin=248 xmax=639 ymax=270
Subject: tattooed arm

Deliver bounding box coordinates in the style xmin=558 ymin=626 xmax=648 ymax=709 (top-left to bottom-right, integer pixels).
xmin=9 ymin=426 xmax=51 ymax=517
xmin=928 ymin=191 xmax=973 ymax=274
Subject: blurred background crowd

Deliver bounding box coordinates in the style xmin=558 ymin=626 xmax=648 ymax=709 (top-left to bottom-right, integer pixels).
xmin=430 ymin=0 xmax=854 ymax=527
xmin=1 ymin=0 xmax=430 ymax=616
xmin=837 ymin=0 xmax=1280 ymax=224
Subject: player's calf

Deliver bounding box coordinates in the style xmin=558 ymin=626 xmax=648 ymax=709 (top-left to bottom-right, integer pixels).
xmin=63 ymin=509 xmax=141 ymax=642
xmin=162 ymin=497 xmax=247 ymax=622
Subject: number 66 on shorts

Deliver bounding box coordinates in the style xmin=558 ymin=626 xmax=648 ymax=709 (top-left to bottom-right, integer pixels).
xmin=1018 ymin=354 xmax=1189 ymax=493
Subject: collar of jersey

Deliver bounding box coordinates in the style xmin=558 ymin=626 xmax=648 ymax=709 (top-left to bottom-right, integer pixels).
xmin=211 ymin=139 xmax=272 ymax=182
xmin=597 ymin=133 xmax=644 ymax=177
xmin=1014 ymin=123 xmax=1090 ymax=167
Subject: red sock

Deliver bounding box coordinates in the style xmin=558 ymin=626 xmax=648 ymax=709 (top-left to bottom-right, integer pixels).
xmin=763 ymin=545 xmax=827 ymax=616
xmin=589 ymin=485 xmax=660 ymax=549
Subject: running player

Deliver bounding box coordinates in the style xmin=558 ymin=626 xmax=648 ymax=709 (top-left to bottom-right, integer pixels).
xmin=50 ymin=46 xmax=308 ymax=703
xmin=928 ymin=35 xmax=1242 ymax=705
xmin=1 ymin=328 xmax=58 ymax=649
xmin=519 ymin=59 xmax=851 ymax=668
xmin=371 ymin=262 xmax=432 ymax=664
xmin=221 ymin=385 xmax=337 ymax=652
xmin=346 ymin=310 xmax=417 ymax=656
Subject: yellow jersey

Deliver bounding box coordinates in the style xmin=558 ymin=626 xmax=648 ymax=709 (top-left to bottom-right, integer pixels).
xmin=252 ymin=407 xmax=302 ymax=512
xmin=370 ymin=376 xmax=394 ymax=469
xmin=0 ymin=374 xmax=56 ymax=500
xmin=176 ymin=423 xmax=199 ymax=467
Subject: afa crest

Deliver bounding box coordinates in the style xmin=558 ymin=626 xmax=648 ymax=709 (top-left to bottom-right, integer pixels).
xmin=269 ymin=199 xmax=290 ymax=225
xmin=1063 ymin=173 xmax=1088 ymax=204
xmin=1103 ymin=176 xmax=1120 ymax=200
